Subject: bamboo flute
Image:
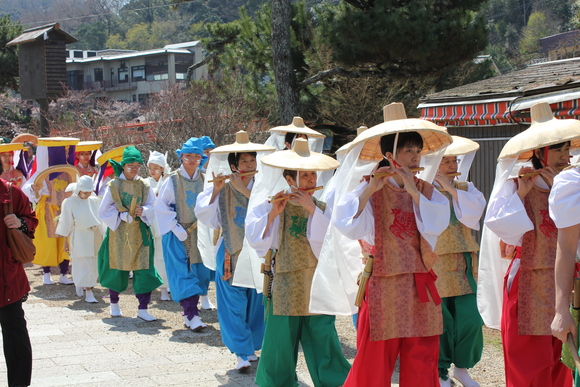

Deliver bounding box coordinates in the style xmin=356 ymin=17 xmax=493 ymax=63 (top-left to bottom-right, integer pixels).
xmin=207 ymin=170 xmax=259 ymax=183
xmin=371 ymin=167 xmax=424 ymax=178
xmin=269 ymin=186 xmax=323 ymax=203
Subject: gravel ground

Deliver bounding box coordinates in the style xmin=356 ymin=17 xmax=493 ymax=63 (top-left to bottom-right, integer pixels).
xmin=21 ymin=263 xmax=506 ymax=386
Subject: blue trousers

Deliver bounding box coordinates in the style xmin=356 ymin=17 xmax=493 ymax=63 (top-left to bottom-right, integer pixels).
xmin=161 ymin=232 xmax=210 ymax=302
xmin=216 ymin=242 xmax=264 ymax=359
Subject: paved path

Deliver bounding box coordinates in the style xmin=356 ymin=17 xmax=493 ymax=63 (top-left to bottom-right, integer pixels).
xmin=0 ymin=265 xmax=506 ymax=386
xmin=0 ymin=265 xmax=358 ymax=387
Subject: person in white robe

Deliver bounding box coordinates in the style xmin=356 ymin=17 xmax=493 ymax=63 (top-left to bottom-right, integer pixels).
xmin=56 ymin=175 xmax=104 ymax=303
xmin=146 ymin=150 xmax=171 ymax=301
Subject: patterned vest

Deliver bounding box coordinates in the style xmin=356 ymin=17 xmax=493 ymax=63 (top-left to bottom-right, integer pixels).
xmin=366 ymin=177 xmax=442 ymax=341
xmin=518 ymin=185 xmax=558 ymax=335
xmin=108 ymin=177 xmax=151 ymax=271
xmin=433 ymin=181 xmax=480 ymax=298
xmin=217 ymin=183 xmax=248 ymax=279
xmin=434 ymin=181 xmax=480 ymax=255
xmin=273 ymin=197 xmax=326 ymax=316
xmin=170 ymin=170 xmax=204 ymax=264
xmin=371 ymin=177 xmax=438 ymax=277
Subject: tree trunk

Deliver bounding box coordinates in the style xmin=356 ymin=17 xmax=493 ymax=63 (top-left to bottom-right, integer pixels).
xmin=38 ymin=99 xmax=50 ymax=137
xmin=271 ymin=0 xmax=300 ymax=124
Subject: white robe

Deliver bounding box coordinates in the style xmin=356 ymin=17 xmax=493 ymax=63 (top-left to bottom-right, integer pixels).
xmin=433 ymin=181 xmax=486 ymax=231
xmin=245 ymin=200 xmax=330 ymax=260
xmin=549 ymin=167 xmax=580 ymax=256
xmin=145 ymin=175 xmax=169 ymax=289
xmin=55 ymin=195 xmax=104 ymax=287
xmin=195 ymin=180 xmax=267 ymax=288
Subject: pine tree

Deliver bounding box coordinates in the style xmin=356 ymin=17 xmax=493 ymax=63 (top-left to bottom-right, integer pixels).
xmin=0 ymin=15 xmax=23 ymax=92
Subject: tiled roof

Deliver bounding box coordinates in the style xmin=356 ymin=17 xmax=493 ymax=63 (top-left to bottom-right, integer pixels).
xmin=422 ymin=57 xmax=580 ymax=103
xmin=7 ymin=23 xmax=76 ymax=46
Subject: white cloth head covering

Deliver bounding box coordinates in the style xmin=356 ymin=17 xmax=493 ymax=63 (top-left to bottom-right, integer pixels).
xmin=310 ymin=102 xmax=451 ymax=315
xmin=147 ymin=150 xmax=171 ymax=176
xmin=65 ymin=175 xmax=95 ymax=195
xmin=478 ymin=101 xmax=580 ymax=330
xmin=443 ymin=136 xmax=480 ymax=182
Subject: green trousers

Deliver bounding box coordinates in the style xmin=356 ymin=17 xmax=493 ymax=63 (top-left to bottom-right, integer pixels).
xmin=438 ymin=253 xmax=484 ymax=380
xmin=98 ymin=229 xmax=163 ymax=294
xmin=255 ymin=298 xmax=351 ymax=387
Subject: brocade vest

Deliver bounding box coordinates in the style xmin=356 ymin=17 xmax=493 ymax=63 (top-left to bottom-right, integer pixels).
xmin=433 ymin=181 xmax=480 ymax=298
xmin=108 ymin=177 xmax=151 ymax=271
xmin=518 ymin=184 xmax=558 ymax=336
xmin=218 ymin=183 xmax=248 ymax=278
xmin=273 ymin=198 xmax=325 ymax=316
xmin=367 ymin=177 xmax=442 ymax=341
xmin=45 ymin=172 xmax=73 ymax=238
xmin=171 ymin=170 xmax=203 ymax=264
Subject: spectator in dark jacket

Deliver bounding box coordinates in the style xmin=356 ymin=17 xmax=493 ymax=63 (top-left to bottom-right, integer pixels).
xmin=0 ymin=178 xmax=37 ymax=387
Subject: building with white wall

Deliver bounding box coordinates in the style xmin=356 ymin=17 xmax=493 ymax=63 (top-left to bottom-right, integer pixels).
xmin=65 ymin=41 xmax=207 ymax=103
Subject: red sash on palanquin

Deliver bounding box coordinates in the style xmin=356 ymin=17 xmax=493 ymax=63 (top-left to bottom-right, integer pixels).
xmin=368 ymin=177 xmax=442 ymax=341
xmin=518 ymin=185 xmax=558 ymax=336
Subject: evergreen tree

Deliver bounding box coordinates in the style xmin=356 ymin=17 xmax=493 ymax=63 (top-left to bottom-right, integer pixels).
xmin=318 ymin=0 xmax=489 ymax=77
xmin=0 ymin=15 xmax=23 ymax=92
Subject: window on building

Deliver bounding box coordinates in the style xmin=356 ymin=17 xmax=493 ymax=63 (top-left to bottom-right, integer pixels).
xmin=138 ymin=93 xmax=150 ymax=105
xmin=87 ymin=52 xmax=96 ymax=57
xmin=145 ymin=55 xmax=168 ymax=81
xmin=118 ymin=67 xmax=129 ymax=83
xmin=94 ymin=68 xmax=103 ymax=83
xmin=66 ymin=70 xmax=84 ymax=90
xmin=132 ymin=65 xmax=146 ymax=82
xmin=73 ymin=50 xmax=83 ymax=58
xmin=175 ymin=54 xmax=194 ymax=81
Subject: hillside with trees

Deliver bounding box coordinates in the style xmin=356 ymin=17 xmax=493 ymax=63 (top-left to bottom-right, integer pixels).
xmin=0 ymin=0 xmax=579 ymax=147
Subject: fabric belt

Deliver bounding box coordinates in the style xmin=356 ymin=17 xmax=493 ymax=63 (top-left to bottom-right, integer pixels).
xmin=222 ymin=251 xmax=232 ymax=281
xmin=414 ymin=269 xmax=442 ymax=306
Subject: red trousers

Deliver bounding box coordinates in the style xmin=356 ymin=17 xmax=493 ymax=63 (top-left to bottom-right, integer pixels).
xmin=501 ymin=263 xmax=572 ymax=387
xmin=343 ymin=290 xmax=439 ymax=387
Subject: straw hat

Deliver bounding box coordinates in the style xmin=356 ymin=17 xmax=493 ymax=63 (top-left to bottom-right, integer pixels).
xmin=97 ymin=145 xmax=130 ymax=166
xmin=260 ymin=138 xmax=339 ymax=171
xmin=350 ymin=103 xmax=452 ymax=160
xmin=76 ymin=141 xmax=102 ymax=152
xmin=0 ymin=143 xmax=25 ymax=153
xmin=498 ymin=102 xmax=580 ymax=160
xmin=11 ymin=133 xmax=38 ymax=146
xmin=444 ymin=136 xmax=480 ymax=157
xmin=37 ymin=137 xmax=80 ymax=147
xmin=336 ymin=126 xmax=369 ymax=155
xmin=34 ymin=165 xmax=79 ymax=187
xmin=210 ymin=131 xmax=275 ymax=154
xmin=269 ymin=117 xmax=326 ymax=139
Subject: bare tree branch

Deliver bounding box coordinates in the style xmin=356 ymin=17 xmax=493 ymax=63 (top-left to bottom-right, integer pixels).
xmin=298 ymin=67 xmax=389 ymax=89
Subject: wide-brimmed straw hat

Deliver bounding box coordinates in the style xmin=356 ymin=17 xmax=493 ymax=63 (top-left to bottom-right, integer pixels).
xmin=444 ymin=136 xmax=480 ymax=157
xmin=260 ymin=138 xmax=339 ymax=171
xmin=349 ymin=103 xmax=451 ymax=160
xmin=76 ymin=141 xmax=102 ymax=152
xmin=269 ymin=117 xmax=326 ymax=139
xmin=97 ymin=145 xmax=130 ymax=166
xmin=0 ymin=143 xmax=25 ymax=153
xmin=498 ymin=102 xmax=580 ymax=160
xmin=11 ymin=133 xmax=38 ymax=146
xmin=336 ymin=126 xmax=369 ymax=155
xmin=34 ymin=165 xmax=79 ymax=186
xmin=210 ymin=131 xmax=275 ymax=154
xmin=37 ymin=137 xmax=80 ymax=147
